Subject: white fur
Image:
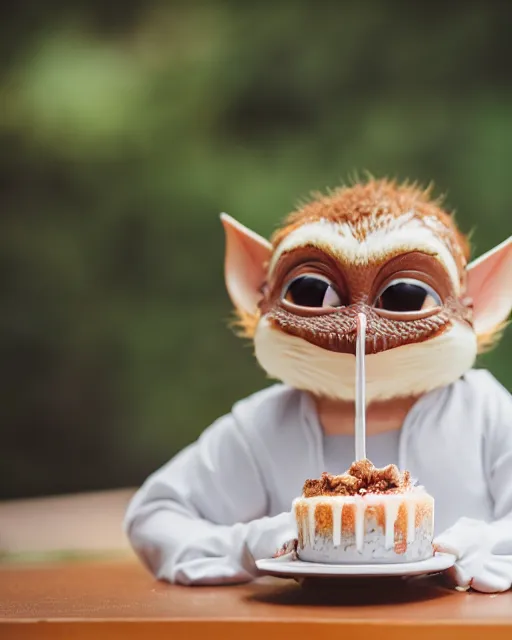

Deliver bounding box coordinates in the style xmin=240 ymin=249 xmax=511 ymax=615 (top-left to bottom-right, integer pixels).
xmin=269 ymin=216 xmax=461 ymax=294
xmin=254 ymin=317 xmax=477 ymax=402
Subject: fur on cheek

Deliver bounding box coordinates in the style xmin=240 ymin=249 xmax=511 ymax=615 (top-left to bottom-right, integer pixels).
xmin=253 ymin=316 xmax=478 ymax=402
xmin=264 ymin=305 xmax=458 ymax=355
xmin=232 ymin=306 xmax=496 ymax=355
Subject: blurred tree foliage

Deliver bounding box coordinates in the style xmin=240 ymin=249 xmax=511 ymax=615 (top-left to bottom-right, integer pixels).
xmin=0 ymin=1 xmax=511 ymax=499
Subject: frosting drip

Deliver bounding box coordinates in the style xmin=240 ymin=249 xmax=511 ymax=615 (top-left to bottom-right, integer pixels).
xmin=332 ymin=501 xmax=342 ymax=547
xmin=297 ymin=493 xmax=431 ymax=556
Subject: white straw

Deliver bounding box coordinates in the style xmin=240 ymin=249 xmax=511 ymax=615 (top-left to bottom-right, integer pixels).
xmin=355 ymin=312 xmax=367 ymax=461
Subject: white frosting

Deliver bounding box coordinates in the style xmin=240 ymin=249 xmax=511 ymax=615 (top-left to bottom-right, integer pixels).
xmin=384 ymin=499 xmax=401 ymax=550
xmin=332 ymin=501 xmax=342 ymax=547
xmin=294 ymin=485 xmax=427 ymax=506
xmin=294 ymin=490 xmax=434 ymax=564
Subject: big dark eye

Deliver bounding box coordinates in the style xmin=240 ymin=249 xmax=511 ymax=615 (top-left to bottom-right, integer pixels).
xmin=375 ymin=278 xmax=441 ymax=313
xmin=283 ymin=274 xmax=343 ymax=308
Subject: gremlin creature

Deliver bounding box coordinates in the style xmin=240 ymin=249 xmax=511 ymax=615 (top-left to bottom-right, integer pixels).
xmin=126 ymin=179 xmax=512 ymax=592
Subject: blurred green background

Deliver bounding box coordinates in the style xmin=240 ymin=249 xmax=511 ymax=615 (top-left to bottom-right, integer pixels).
xmin=1 ymin=1 xmax=511 ymax=500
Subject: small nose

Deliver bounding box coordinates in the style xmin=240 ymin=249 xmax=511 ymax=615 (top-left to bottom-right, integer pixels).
xmin=342 ymin=306 xmax=370 ymax=334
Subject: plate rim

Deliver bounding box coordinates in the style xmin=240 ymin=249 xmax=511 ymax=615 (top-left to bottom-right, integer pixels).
xmin=256 ymin=551 xmax=456 ymax=578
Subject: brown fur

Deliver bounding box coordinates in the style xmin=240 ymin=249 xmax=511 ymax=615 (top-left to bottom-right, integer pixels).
xmin=233 ymin=178 xmax=500 ymax=354
xmin=230 ymin=309 xmax=259 ymax=340
xmin=234 ymin=309 xmax=502 ymax=354
xmin=476 ymin=320 xmax=509 ymax=353
xmin=272 ymin=179 xmax=470 ymax=271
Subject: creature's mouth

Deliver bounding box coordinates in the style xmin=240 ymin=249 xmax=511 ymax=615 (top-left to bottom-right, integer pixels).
xmin=265 ymin=303 xmax=453 ymax=355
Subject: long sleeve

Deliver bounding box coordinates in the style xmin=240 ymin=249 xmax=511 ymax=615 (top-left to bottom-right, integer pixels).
xmin=434 ymin=372 xmax=512 ymax=593
xmin=483 ymin=372 xmax=512 ymax=525
xmin=124 ymin=411 xmax=296 ymax=585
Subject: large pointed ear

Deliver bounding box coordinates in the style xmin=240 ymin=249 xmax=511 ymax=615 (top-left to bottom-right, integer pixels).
xmin=467 ymin=236 xmax=512 ymax=336
xmin=220 ymin=213 xmax=273 ymax=315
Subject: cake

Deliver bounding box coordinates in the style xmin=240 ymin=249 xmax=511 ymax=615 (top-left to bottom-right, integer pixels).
xmin=293 ymin=459 xmax=434 ymax=564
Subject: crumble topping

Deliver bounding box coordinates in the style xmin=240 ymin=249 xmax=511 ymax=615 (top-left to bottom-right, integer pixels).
xmin=303 ymin=458 xmax=411 ymax=497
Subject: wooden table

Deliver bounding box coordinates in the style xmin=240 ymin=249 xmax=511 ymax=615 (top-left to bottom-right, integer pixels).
xmin=1 ymin=558 xmax=512 ymax=640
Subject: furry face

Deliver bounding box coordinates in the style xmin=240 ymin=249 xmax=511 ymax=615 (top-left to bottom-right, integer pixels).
xmin=254 ymin=318 xmax=477 ymax=403
xmin=261 ymin=248 xmax=471 ymax=356
xmin=222 ymin=179 xmax=511 ymax=402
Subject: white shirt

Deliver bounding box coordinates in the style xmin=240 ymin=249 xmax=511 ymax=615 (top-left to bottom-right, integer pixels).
xmin=323 ymin=430 xmax=400 ymax=475
xmin=125 ymin=369 xmax=512 ymax=586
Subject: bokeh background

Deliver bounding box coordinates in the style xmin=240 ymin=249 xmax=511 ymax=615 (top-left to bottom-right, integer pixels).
xmin=1 ymin=1 xmax=511 ymax=500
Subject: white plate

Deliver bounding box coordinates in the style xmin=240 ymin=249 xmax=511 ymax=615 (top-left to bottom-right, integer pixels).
xmin=256 ymin=552 xmax=456 ymax=579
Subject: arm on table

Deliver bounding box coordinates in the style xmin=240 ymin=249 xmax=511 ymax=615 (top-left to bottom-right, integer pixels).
xmin=435 ymin=373 xmax=512 ymax=592
xmin=124 ymin=413 xmax=295 ymax=585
